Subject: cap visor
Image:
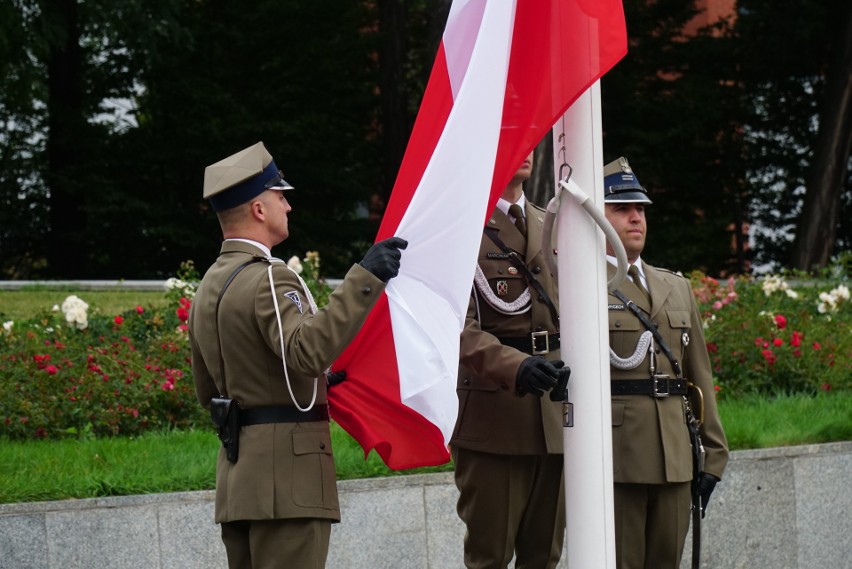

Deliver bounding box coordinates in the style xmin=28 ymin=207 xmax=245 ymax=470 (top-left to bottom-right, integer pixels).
xmin=266 ymin=177 xmax=294 ymax=191
xmin=605 ymin=191 xmax=652 ymax=204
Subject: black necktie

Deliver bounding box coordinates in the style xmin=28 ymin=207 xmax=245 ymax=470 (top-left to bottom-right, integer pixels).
xmin=628 ymin=264 xmax=651 ymax=303
xmin=509 ymin=203 xmax=526 ymax=237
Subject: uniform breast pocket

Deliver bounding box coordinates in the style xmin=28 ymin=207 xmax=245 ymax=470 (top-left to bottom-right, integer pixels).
xmin=608 ymin=312 xmax=643 ymax=356
xmin=291 ymin=430 xmax=336 ymax=509
xmin=479 ymin=257 xmax=527 ymax=302
xmin=664 ymin=310 xmax=691 ymax=347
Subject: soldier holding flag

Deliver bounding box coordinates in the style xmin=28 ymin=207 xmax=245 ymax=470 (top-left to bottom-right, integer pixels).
xmin=452 ymin=151 xmax=569 ymax=568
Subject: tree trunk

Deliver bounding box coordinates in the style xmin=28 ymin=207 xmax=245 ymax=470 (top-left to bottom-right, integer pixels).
xmin=528 ymin=131 xmax=554 ymax=208
xmin=791 ymin=2 xmax=852 ymax=271
xmin=378 ymin=0 xmax=409 ymax=203
xmin=43 ymin=0 xmax=86 ymax=278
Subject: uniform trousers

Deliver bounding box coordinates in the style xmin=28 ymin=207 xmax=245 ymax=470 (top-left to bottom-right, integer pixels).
xmin=453 ymin=447 xmax=565 ymax=569
xmin=221 ymin=518 xmax=331 ymax=569
xmin=613 ymin=481 xmax=691 ymax=569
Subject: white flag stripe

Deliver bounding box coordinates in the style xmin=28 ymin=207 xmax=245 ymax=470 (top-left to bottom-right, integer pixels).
xmin=443 ymin=0 xmax=487 ymax=98
xmin=387 ymin=1 xmax=517 ymax=443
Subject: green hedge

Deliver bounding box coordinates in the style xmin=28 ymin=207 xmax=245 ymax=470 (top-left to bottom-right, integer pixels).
xmin=1 ymin=255 xmax=848 ymax=441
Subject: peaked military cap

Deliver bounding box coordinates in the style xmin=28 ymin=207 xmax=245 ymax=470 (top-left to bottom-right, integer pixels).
xmin=603 ymin=156 xmax=652 ymax=204
xmin=203 ymin=142 xmax=293 ymax=212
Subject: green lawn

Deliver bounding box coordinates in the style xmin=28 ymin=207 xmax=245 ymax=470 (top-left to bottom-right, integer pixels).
xmin=0 ymin=289 xmax=168 ymax=320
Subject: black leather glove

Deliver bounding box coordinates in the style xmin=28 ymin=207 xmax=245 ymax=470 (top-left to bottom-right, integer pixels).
xmin=359 ymin=237 xmax=409 ymax=282
xmin=696 ymin=472 xmax=719 ymax=517
xmin=516 ymin=357 xmax=565 ymax=397
xmin=326 ymin=370 xmax=346 ymax=387
xmin=549 ymin=366 xmax=571 ymax=402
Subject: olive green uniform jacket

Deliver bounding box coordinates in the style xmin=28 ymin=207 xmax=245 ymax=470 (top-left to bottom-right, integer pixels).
xmin=452 ymin=202 xmax=563 ymax=454
xmin=607 ymin=262 xmax=728 ymax=483
xmin=189 ymin=240 xmax=384 ymax=523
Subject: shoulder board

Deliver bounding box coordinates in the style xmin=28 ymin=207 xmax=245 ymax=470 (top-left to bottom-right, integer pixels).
xmin=657 ymin=267 xmax=686 ymax=279
xmin=529 ymin=202 xmax=546 ymax=213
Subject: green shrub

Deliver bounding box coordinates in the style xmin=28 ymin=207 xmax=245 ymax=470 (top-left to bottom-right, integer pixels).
xmin=0 ymin=262 xmax=205 ymax=440
xmin=690 ymin=259 xmax=850 ymax=398
xmin=1 ymin=253 xmax=848 ymax=442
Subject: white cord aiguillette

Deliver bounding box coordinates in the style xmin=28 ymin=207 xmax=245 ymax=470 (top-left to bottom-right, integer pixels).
xmin=473 ymin=264 xmax=532 ymax=315
xmin=266 ymin=260 xmax=318 ymax=412
xmin=609 ymin=330 xmax=654 ymax=370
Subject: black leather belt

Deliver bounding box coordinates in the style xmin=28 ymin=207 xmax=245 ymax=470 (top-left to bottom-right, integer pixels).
xmin=611 ymin=378 xmax=688 ymax=398
xmin=240 ymin=404 xmax=329 ymax=426
xmin=498 ymin=332 xmax=560 ymax=355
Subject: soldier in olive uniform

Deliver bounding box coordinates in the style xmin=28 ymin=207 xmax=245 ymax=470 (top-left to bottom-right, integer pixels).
xmin=451 ymin=151 xmax=569 ymax=569
xmin=189 ymin=142 xmax=407 ymax=569
xmin=603 ymin=156 xmax=728 ymax=569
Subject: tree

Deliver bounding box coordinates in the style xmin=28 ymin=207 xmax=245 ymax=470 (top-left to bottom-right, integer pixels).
xmin=118 ymin=0 xmax=383 ymax=277
xmin=734 ymin=0 xmax=851 ymax=272
xmin=376 ymin=0 xmax=451 ymax=201
xmin=3 ymin=0 xmax=847 ymax=279
xmin=40 ymin=0 xmax=89 ymax=278
xmin=0 ymin=1 xmax=50 ymax=278
xmin=0 ymin=0 xmax=189 ymax=278
xmin=600 ymin=0 xmax=745 ymax=275
xmin=791 ymin=2 xmax=852 ymax=270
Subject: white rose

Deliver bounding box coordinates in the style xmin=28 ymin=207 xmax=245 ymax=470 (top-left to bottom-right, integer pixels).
xmin=287 ymin=256 xmax=304 ymax=274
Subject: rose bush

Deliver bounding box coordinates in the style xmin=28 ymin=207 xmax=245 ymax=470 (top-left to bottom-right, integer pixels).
xmin=690 ymin=259 xmax=850 ymax=398
xmin=0 ymin=262 xmax=204 ymax=440
xmin=2 ymin=253 xmax=847 ymax=441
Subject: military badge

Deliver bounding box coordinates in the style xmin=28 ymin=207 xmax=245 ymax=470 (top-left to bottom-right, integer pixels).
xmin=508 ymin=267 xmax=519 ymax=275
xmin=608 ymin=303 xmax=625 ymax=311
xmin=496 ymin=280 xmax=509 ymax=296
xmin=682 ymin=332 xmax=690 ymax=346
xmin=284 ymin=291 xmax=303 ymax=313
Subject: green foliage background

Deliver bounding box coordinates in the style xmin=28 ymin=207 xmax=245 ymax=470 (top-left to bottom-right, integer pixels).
xmin=1 ymin=0 xmax=849 ymax=279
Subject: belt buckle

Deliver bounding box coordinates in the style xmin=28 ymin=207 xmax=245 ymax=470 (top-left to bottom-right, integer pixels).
xmin=531 ymin=331 xmax=550 ymax=355
xmin=652 ymin=374 xmax=671 ymax=398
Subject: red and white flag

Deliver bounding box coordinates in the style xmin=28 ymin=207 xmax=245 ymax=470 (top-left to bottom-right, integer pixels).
xmin=329 ymin=0 xmax=627 ymax=470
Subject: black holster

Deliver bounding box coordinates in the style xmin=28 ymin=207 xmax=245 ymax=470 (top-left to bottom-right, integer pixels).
xmin=210 ymin=397 xmax=240 ymax=463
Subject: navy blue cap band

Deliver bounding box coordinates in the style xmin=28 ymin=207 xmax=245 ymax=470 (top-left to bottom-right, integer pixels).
xmin=603 ymin=171 xmax=651 ymax=203
xmin=604 ymin=172 xmax=644 ymax=194
xmin=209 ymin=160 xmax=280 ymax=212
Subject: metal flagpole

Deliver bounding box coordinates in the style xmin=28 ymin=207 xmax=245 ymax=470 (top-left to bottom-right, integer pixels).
xmin=552 ymin=81 xmax=617 ymax=568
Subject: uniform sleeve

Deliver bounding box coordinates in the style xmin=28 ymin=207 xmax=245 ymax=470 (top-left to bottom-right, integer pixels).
xmin=256 ymin=262 xmax=385 ymax=378
xmin=459 ymin=291 xmax=527 ymax=390
xmin=684 ymin=289 xmax=729 ymax=479
xmin=189 ymin=328 xmax=217 ymax=409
